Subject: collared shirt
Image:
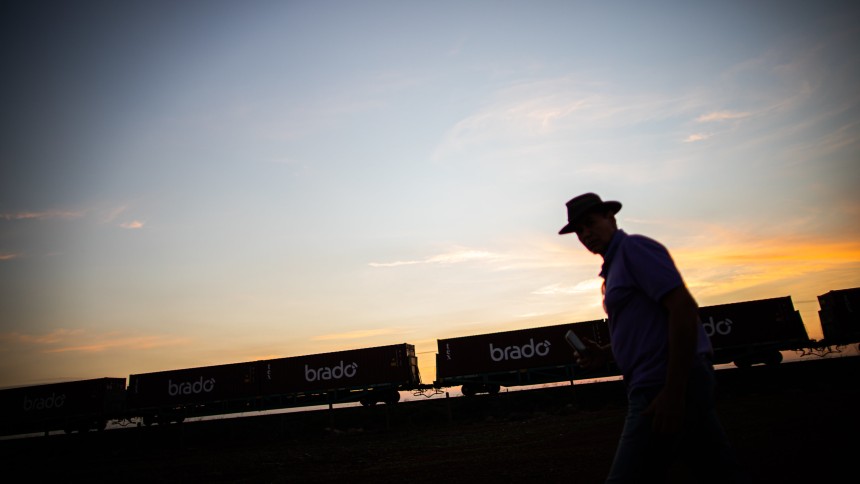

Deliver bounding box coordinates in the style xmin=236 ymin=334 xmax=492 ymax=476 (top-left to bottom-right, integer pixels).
xmin=600 ymin=230 xmax=712 ymax=391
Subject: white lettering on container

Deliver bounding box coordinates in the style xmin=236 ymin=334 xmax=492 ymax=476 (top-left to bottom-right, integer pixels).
xmin=23 ymin=393 xmax=66 ymax=411
xmin=702 ymin=317 xmax=733 ymax=337
xmin=489 ymin=338 xmax=551 ymax=362
xmin=168 ymin=377 xmax=216 ymax=396
xmin=304 ymin=361 xmax=358 ymax=382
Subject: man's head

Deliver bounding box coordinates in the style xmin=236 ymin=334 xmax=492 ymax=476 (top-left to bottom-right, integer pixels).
xmin=558 ymin=193 xmax=621 ymax=255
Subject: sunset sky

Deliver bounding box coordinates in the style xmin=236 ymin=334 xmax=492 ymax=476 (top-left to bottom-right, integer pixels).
xmin=2 ymin=0 xmax=859 ymax=389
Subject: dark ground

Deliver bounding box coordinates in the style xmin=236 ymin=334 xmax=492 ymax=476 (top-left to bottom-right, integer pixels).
xmin=2 ymin=356 xmax=857 ymax=483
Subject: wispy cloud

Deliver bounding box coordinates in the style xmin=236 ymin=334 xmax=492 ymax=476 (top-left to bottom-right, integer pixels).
xmin=0 ymin=210 xmax=85 ymax=221
xmin=44 ymin=334 xmax=184 ymax=353
xmin=2 ymin=329 xmax=83 ymax=345
xmin=369 ymin=248 xmax=506 ymax=268
xmin=0 ymin=329 xmax=187 ymax=353
xmin=428 ymin=76 xmax=719 ymax=186
xmin=0 ymin=253 xmax=23 ymax=261
xmin=532 ymin=278 xmax=603 ymax=296
xmin=98 ymin=205 xmax=147 ymax=229
xmin=696 ymin=111 xmax=751 ymax=122
xmin=102 ymin=205 xmax=127 ymax=223
xmin=0 ymin=206 xmax=144 ymax=229
xmin=430 ymin=78 xmax=600 ymax=161
xmin=683 ymin=133 xmax=710 ymax=143
xmin=120 ymin=220 xmax=145 ymax=229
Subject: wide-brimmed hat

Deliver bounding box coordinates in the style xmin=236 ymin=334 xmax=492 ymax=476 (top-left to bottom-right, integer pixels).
xmin=558 ymin=192 xmax=622 ymax=235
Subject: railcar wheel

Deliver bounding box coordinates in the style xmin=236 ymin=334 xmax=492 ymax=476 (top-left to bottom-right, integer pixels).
xmin=765 ymin=351 xmax=783 ymax=366
xmin=461 ymin=384 xmax=476 ymax=397
xmin=384 ymin=390 xmax=401 ymax=404
xmin=487 ymin=384 xmax=501 ymax=395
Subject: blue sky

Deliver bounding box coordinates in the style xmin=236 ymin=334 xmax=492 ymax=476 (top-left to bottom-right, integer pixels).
xmin=2 ymin=0 xmax=859 ymax=387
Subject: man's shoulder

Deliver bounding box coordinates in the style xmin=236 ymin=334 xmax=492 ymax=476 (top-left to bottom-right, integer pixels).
xmin=620 ymin=233 xmax=667 ymax=251
xmin=617 ymin=233 xmax=675 ymax=266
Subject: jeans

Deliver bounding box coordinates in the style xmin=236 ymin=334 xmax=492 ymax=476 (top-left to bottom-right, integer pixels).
xmin=605 ymin=362 xmax=748 ymax=483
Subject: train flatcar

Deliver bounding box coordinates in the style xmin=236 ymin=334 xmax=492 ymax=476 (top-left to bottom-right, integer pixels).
xmin=0 ymin=377 xmax=126 ymax=436
xmin=128 ymin=360 xmax=262 ymax=425
xmin=436 ymin=295 xmax=816 ymax=395
xmin=435 ymin=319 xmax=615 ymax=396
xmin=260 ymin=343 xmax=419 ymax=406
xmin=127 ymin=343 xmax=420 ymax=424
xmin=698 ymin=296 xmax=810 ymax=367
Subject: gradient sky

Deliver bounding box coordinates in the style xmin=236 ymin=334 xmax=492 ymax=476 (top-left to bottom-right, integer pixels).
xmin=2 ymin=0 xmax=859 ymax=389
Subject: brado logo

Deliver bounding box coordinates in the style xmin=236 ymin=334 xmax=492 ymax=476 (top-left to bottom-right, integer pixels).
xmin=168 ymin=377 xmax=216 ymax=396
xmin=305 ymin=361 xmax=358 ymax=382
xmin=490 ymin=338 xmax=551 ymax=362
xmin=702 ymin=316 xmax=733 ymax=337
xmin=22 ymin=393 xmax=66 ymax=411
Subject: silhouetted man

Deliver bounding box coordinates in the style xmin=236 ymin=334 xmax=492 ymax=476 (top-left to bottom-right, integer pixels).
xmin=559 ymin=192 xmax=747 ymax=483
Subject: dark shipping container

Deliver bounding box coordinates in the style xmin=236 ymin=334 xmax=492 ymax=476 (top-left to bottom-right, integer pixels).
xmin=818 ymin=287 xmax=860 ymax=344
xmin=435 ymin=320 xmax=607 ymax=384
xmin=126 ymin=344 xmax=420 ymax=416
xmin=0 ymin=377 xmax=126 ymax=435
xmin=436 ymin=296 xmax=812 ymax=386
xmin=262 ymin=343 xmax=420 ymax=396
xmin=698 ymin=296 xmax=809 ymax=365
xmin=127 ymin=360 xmax=260 ymax=410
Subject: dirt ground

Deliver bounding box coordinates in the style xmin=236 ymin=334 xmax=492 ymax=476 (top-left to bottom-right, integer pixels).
xmin=2 ymin=356 xmax=857 ymax=483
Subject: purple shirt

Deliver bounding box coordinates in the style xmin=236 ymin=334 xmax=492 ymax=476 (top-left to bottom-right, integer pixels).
xmin=600 ymin=230 xmax=712 ymax=391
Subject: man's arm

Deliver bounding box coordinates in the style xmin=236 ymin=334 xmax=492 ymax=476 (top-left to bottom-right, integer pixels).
xmin=663 ymin=284 xmax=700 ymax=397
xmin=574 ymin=337 xmax=612 ymax=371
xmin=645 ymin=284 xmax=700 ymax=433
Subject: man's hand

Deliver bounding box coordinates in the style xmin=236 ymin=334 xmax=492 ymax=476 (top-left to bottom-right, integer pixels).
xmin=574 ymin=337 xmax=610 ymax=371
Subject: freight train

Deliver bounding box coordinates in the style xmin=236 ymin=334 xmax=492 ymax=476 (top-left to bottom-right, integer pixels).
xmin=2 ymin=287 xmax=858 ymax=437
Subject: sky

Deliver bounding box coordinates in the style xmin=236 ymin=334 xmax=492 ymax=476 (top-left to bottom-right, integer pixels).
xmin=1 ymin=0 xmax=859 ymax=389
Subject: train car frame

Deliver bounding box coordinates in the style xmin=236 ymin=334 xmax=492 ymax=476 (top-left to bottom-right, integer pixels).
xmin=435 ymin=320 xmax=618 ymax=396
xmin=125 ymin=343 xmax=420 ymax=425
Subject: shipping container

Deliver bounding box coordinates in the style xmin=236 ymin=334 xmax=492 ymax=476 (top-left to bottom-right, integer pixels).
xmin=127 ymin=360 xmax=261 ymax=422
xmin=698 ymin=296 xmax=809 ymax=367
xmin=261 ymin=343 xmax=420 ymax=404
xmin=125 ymin=344 xmax=421 ymax=421
xmin=435 ymin=320 xmax=613 ymax=395
xmin=0 ymin=377 xmax=126 ymax=436
xmin=818 ymin=287 xmax=860 ymax=345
